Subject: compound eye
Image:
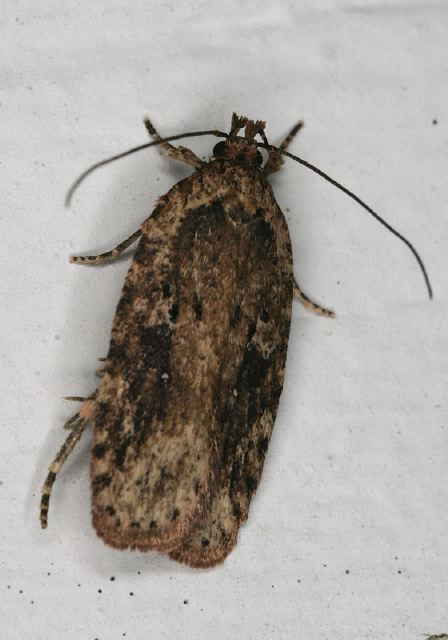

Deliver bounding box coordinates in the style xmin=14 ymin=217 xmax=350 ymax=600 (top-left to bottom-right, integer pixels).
xmin=213 ymin=140 xmax=227 ymax=157
xmin=255 ymin=150 xmax=263 ymax=166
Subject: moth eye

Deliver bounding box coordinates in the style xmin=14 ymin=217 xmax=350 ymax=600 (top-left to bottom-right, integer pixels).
xmin=255 ymin=151 xmax=263 ymax=166
xmin=213 ymin=141 xmax=227 ymax=157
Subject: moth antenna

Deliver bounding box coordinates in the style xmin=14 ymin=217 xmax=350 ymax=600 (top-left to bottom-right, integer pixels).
xmin=260 ymin=144 xmax=432 ymax=300
xmin=65 ymin=129 xmax=228 ymax=207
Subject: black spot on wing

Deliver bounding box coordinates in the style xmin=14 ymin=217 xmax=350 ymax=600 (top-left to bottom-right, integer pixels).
xmin=114 ymin=434 xmax=134 ymax=471
xmin=162 ymin=282 xmax=171 ymax=298
xmin=235 ymin=343 xmax=270 ymax=392
xmin=230 ymin=305 xmax=241 ymax=327
xmin=257 ymin=436 xmax=269 ymax=456
xmin=93 ymin=442 xmax=108 ymax=459
xmin=194 ymin=294 xmax=203 ymax=321
xmin=140 ymin=324 xmax=172 ymax=370
xmin=93 ymin=473 xmax=112 ymax=490
xmin=168 ymin=302 xmax=179 ymax=322
xmin=245 ymin=474 xmax=257 ymax=493
xmin=115 ymin=282 xmax=135 ymax=317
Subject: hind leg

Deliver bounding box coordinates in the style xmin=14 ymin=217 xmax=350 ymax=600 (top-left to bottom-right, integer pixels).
xmin=40 ymin=398 xmax=96 ymax=528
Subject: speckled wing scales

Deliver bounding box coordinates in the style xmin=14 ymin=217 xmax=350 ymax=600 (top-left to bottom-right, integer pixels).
xmin=91 ymin=160 xmax=293 ymax=561
xmin=169 ymin=193 xmax=293 ymax=567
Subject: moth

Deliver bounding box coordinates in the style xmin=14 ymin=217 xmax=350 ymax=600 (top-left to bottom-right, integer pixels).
xmin=40 ymin=113 xmax=431 ymax=567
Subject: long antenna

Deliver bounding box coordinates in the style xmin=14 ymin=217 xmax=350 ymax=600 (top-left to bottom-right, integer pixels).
xmin=261 ymin=144 xmax=432 ymax=300
xmin=65 ymin=129 xmax=227 ymax=207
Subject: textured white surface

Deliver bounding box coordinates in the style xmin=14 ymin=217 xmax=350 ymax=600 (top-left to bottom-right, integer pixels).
xmin=1 ymin=1 xmax=448 ymax=638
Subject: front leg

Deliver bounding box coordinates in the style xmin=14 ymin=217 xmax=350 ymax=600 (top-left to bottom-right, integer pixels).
xmin=144 ymin=117 xmax=203 ymax=169
xmin=264 ymin=120 xmax=304 ymax=176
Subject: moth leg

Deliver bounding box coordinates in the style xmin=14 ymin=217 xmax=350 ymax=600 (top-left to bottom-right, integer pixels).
xmin=40 ymin=398 xmax=96 ymax=528
xmin=264 ymin=120 xmax=304 ymax=176
xmin=70 ymin=229 xmax=142 ymax=265
xmin=63 ymin=392 xmax=97 ymax=427
xmin=293 ymin=279 xmax=335 ymax=318
xmin=144 ymin=117 xmax=204 ymax=169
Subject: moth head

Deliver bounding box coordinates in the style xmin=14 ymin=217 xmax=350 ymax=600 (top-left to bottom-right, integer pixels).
xmin=212 ymin=138 xmax=264 ymax=167
xmin=212 ymin=114 xmax=267 ymax=168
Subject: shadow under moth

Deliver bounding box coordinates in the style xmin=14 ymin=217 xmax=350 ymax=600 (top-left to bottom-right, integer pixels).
xmin=40 ymin=113 xmax=432 ymax=568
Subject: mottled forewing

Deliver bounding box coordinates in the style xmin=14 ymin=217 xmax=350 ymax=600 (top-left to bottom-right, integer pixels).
xmin=170 ymin=176 xmax=293 ymax=567
xmin=91 ymin=161 xmax=293 ymax=557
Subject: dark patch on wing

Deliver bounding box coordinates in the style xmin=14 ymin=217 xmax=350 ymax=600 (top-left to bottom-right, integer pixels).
xmin=168 ymin=302 xmax=179 ymax=322
xmin=92 ymin=443 xmax=108 ymax=459
xmin=114 ymin=434 xmax=134 ymax=471
xmin=128 ymin=323 xmax=172 ymax=425
xmin=162 ymin=282 xmax=171 ymax=298
xmin=230 ymin=305 xmax=241 ymax=327
xmin=179 ymin=201 xmax=227 ymax=249
xmin=235 ymin=343 xmax=270 ymax=392
xmin=93 ymin=473 xmax=112 ymax=489
xmin=193 ymin=294 xmax=203 ymax=321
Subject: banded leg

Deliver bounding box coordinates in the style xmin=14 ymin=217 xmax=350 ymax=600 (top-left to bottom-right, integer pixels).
xmin=70 ymin=229 xmax=142 ymax=265
xmin=144 ymin=117 xmax=203 ymax=169
xmin=293 ymin=279 xmax=335 ymax=318
xmin=40 ymin=398 xmax=96 ymax=528
xmin=264 ymin=120 xmax=304 ymax=176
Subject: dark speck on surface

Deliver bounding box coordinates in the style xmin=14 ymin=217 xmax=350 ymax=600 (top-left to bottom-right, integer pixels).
xmin=110 ymin=576 xmax=115 ymax=581
xmin=183 ymin=599 xmax=189 ymax=605
xmin=345 ymin=569 xmax=350 ymax=574
xmin=432 ymin=119 xmax=438 ymax=125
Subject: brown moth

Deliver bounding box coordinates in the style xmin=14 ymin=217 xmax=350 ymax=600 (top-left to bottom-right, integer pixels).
xmin=40 ymin=113 xmax=431 ymax=568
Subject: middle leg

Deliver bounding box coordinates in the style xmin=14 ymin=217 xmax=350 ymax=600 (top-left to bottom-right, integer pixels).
xmin=70 ymin=229 xmax=142 ymax=265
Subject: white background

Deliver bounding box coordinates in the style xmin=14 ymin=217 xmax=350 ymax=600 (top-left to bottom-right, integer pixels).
xmin=1 ymin=1 xmax=447 ymax=638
